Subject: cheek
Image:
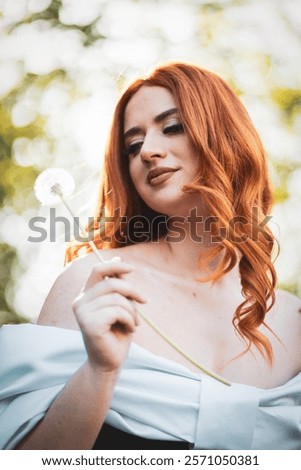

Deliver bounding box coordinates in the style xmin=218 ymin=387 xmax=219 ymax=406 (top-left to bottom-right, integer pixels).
xmin=185 ymin=149 xmax=199 ymax=175
xmin=129 ymin=161 xmax=144 ymax=194
xmin=129 ymin=159 xmax=141 ymax=182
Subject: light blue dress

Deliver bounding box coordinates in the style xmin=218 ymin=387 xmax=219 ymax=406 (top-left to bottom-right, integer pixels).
xmin=0 ymin=324 xmax=300 ymax=449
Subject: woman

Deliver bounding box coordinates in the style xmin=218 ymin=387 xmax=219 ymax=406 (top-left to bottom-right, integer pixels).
xmin=0 ymin=62 xmax=300 ymax=450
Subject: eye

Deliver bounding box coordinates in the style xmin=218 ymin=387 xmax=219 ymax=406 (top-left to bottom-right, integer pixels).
xmin=163 ymin=123 xmax=184 ymax=135
xmin=126 ymin=141 xmax=143 ymax=157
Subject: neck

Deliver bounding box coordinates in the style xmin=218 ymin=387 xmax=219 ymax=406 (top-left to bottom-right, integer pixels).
xmin=159 ymin=209 xmax=224 ymax=279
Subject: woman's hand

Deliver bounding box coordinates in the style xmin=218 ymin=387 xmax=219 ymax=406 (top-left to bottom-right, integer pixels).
xmin=72 ymin=259 xmax=147 ymax=373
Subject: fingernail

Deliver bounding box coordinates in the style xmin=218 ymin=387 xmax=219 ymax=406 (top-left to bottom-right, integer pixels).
xmin=111 ymin=256 xmax=122 ymax=262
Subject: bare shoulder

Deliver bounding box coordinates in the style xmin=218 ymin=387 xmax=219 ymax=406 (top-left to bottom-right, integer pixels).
xmin=268 ymin=289 xmax=301 ymax=332
xmin=268 ymin=288 xmax=301 ymax=367
xmin=37 ymin=246 xmax=133 ymax=329
xmin=273 ymin=288 xmax=301 ymax=319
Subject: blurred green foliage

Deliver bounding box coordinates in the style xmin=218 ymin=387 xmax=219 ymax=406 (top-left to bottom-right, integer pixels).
xmin=272 ymin=88 xmax=301 ymax=125
xmin=9 ymin=0 xmax=106 ymax=46
xmin=0 ymin=243 xmax=28 ymax=325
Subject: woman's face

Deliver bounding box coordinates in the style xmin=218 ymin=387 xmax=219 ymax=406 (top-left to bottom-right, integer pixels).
xmin=124 ymin=86 xmax=200 ymax=216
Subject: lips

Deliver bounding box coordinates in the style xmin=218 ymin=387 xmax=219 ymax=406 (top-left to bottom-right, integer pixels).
xmin=147 ymin=167 xmax=178 ymax=186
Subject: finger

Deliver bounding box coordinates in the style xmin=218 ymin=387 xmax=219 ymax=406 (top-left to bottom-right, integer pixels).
xmin=83 ymin=277 xmax=148 ymax=304
xmin=84 ymin=261 xmax=134 ymax=290
xmin=108 ymin=307 xmax=137 ymax=334
xmin=74 ymin=293 xmax=139 ymax=325
xmin=79 ymin=306 xmax=137 ymax=335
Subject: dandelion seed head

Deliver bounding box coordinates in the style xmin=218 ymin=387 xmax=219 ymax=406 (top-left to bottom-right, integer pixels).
xmin=34 ymin=168 xmax=75 ymax=205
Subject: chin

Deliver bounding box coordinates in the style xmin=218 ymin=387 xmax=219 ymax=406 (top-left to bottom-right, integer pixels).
xmin=142 ymin=195 xmax=189 ymax=218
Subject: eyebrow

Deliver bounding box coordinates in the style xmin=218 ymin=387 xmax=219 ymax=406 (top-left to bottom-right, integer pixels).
xmin=124 ymin=107 xmax=178 ymax=141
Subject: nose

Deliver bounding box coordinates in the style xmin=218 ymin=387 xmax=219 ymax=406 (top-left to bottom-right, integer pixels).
xmin=140 ymin=132 xmax=167 ymax=163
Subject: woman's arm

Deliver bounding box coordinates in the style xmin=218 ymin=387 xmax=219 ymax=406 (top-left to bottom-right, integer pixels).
xmin=16 ymin=361 xmax=120 ymax=449
xmin=17 ymin=258 xmax=147 ymax=449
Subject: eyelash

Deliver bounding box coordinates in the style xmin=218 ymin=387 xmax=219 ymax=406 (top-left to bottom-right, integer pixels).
xmin=164 ymin=123 xmax=184 ymax=134
xmin=126 ymin=123 xmax=184 ymax=157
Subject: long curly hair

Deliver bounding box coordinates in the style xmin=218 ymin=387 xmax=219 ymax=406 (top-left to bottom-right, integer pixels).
xmin=66 ymin=62 xmax=278 ymax=364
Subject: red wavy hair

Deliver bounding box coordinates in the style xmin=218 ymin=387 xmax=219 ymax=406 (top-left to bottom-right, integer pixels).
xmin=66 ymin=62 xmax=278 ymax=364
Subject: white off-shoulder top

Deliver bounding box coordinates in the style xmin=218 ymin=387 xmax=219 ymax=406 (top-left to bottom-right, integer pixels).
xmin=0 ymin=324 xmax=300 ymax=449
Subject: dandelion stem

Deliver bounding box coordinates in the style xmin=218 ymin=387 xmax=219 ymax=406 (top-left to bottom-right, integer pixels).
xmin=58 ymin=193 xmax=106 ymax=263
